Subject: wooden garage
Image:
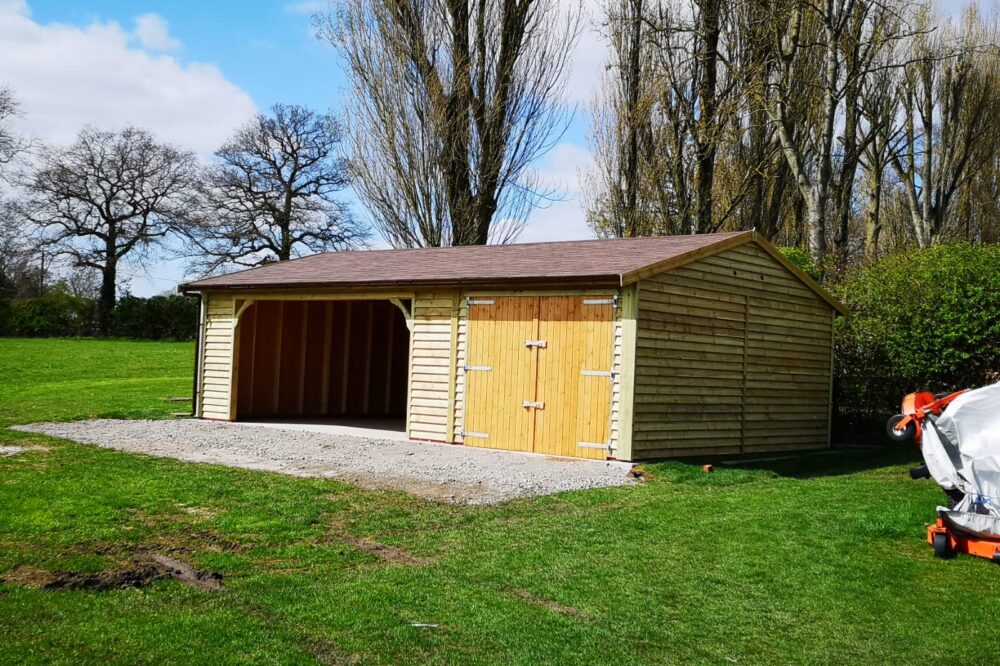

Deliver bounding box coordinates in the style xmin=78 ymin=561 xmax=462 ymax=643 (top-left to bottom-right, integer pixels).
xmin=180 ymin=231 xmax=846 ymax=461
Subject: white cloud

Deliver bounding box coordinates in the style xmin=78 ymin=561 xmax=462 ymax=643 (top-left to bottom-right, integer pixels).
xmin=561 ymin=1 xmax=609 ymax=106
xmin=0 ymin=1 xmax=257 ymax=155
xmin=132 ymin=13 xmax=181 ymax=51
xmin=519 ymin=141 xmax=595 ymax=243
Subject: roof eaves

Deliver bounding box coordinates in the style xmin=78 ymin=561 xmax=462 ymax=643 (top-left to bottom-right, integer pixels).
xmin=179 ymin=273 xmax=624 ymax=294
xmin=618 ymin=231 xmax=754 ymax=286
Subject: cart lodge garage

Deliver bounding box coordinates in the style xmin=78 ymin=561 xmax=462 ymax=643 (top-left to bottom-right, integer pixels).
xmin=180 ymin=231 xmax=847 ymax=461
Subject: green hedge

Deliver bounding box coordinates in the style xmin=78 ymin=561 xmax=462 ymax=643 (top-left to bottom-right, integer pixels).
xmin=1 ymin=288 xmax=95 ymax=337
xmin=834 ymin=244 xmax=1000 ymax=434
xmin=112 ymin=294 xmax=198 ymax=341
xmin=0 ymin=292 xmax=196 ymax=340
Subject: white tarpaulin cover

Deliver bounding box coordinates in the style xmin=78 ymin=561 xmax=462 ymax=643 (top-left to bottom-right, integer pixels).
xmin=921 ymin=382 xmax=1000 ymax=537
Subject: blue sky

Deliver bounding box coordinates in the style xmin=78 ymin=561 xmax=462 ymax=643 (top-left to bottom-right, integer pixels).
xmin=29 ymin=1 xmax=350 ymax=118
xmin=1 ymin=0 xmax=984 ymax=295
xmin=3 ymin=0 xmax=599 ymax=294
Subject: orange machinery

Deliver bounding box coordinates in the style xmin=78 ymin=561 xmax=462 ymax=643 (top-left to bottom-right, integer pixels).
xmin=887 ymin=389 xmax=1000 ymax=562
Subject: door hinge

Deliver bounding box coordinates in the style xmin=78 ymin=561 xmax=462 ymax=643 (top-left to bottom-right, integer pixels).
xmin=577 ymin=441 xmax=611 ymax=450
xmin=581 ymin=369 xmax=613 ymax=378
xmin=523 ymin=340 xmax=547 ymax=349
xmin=464 ymin=365 xmax=492 ymax=372
xmin=582 ymin=297 xmax=616 ymax=306
xmin=521 ymin=400 xmax=545 ymax=409
xmin=467 ymin=298 xmax=494 ymax=306
xmin=463 ymin=431 xmax=490 ymax=439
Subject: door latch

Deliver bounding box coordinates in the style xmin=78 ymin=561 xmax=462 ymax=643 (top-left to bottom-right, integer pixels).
xmin=521 ymin=401 xmax=544 ymax=409
xmin=523 ymin=340 xmax=547 ymax=348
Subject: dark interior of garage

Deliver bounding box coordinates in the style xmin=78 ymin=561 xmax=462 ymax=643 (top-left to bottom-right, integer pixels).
xmin=234 ymin=299 xmax=410 ymax=420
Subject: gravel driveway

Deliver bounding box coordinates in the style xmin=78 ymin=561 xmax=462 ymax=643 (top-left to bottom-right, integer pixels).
xmin=13 ymin=420 xmax=635 ymax=504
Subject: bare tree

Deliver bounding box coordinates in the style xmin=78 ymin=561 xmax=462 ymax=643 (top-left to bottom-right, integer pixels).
xmin=889 ymin=8 xmax=1000 ymax=247
xmin=761 ymin=0 xmax=920 ymax=265
xmin=0 ymin=87 xmax=28 ymax=177
xmin=318 ymin=0 xmax=581 ymax=247
xmin=585 ymin=0 xmax=660 ymax=238
xmin=17 ymin=127 xmax=197 ymax=336
xmin=184 ymin=104 xmax=367 ymax=274
xmin=586 ymin=0 xmax=767 ymax=239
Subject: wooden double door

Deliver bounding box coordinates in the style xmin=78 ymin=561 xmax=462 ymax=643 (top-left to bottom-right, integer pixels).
xmin=463 ymin=295 xmax=616 ymax=460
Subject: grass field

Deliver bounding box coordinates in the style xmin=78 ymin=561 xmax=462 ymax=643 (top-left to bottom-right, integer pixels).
xmin=1 ymin=337 xmax=998 ymax=664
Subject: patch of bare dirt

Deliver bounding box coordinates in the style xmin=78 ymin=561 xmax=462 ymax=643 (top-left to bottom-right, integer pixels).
xmin=628 ymin=465 xmax=654 ymax=481
xmin=508 ymin=588 xmax=587 ymax=618
xmin=339 ymin=535 xmax=433 ymax=566
xmin=1 ymin=555 xmax=223 ymax=592
xmin=326 ymin=516 xmax=433 ymax=566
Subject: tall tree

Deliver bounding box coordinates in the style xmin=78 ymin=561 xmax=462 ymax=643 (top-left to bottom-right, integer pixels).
xmin=318 ymin=0 xmax=580 ymax=247
xmin=585 ymin=0 xmax=659 ymax=238
xmin=18 ymin=127 xmax=197 ymax=335
xmin=889 ymin=8 xmax=1000 ymax=247
xmin=762 ymin=0 xmax=917 ymax=265
xmin=586 ymin=0 xmax=759 ymax=239
xmin=185 ymin=104 xmax=367 ymax=273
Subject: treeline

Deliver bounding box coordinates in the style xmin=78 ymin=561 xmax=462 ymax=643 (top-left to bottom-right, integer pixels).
xmin=585 ymin=1 xmax=1000 ymax=270
xmin=0 ymin=287 xmax=196 ymax=341
xmin=0 ymin=98 xmax=365 ymax=337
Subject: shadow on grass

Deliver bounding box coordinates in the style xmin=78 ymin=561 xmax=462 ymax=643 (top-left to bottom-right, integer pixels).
xmin=641 ymin=444 xmax=924 ymax=487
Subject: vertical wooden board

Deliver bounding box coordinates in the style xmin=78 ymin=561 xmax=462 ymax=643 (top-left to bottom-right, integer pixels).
xmin=534 ymin=296 xmax=613 ymax=460
xmin=278 ymin=301 xmax=304 ymax=415
xmin=250 ymin=300 xmax=279 ymax=415
xmin=463 ymin=296 xmax=536 ymax=452
xmin=365 ymin=301 xmax=389 ymax=415
xmin=390 ymin=306 xmax=410 ymax=417
xmin=327 ymin=301 xmax=349 ymax=416
xmin=301 ymin=301 xmax=328 ymax=415
xmin=235 ymin=303 xmax=257 ymax=418
xmin=617 ymin=285 xmax=638 ymax=461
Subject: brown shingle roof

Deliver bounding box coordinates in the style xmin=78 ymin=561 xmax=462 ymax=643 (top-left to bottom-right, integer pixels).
xmin=180 ymin=232 xmax=752 ymax=292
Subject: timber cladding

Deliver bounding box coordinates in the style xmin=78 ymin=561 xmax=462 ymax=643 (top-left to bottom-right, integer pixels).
xmin=188 ymin=233 xmax=844 ymax=461
xmin=631 ymin=243 xmax=835 ymax=458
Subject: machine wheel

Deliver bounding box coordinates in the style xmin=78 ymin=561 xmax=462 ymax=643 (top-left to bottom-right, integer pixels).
xmin=932 ymin=532 xmax=952 ymax=558
xmin=886 ymin=414 xmax=916 ymax=442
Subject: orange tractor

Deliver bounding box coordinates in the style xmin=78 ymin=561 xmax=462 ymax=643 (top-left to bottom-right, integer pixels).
xmin=888 ymin=386 xmax=1000 ymax=562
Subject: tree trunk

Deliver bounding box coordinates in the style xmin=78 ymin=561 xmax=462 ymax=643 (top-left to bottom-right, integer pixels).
xmin=864 ymin=168 xmax=883 ymax=262
xmin=98 ymin=256 xmax=117 ymax=338
xmin=693 ymin=0 xmax=720 ymax=234
xmin=622 ymin=0 xmax=644 ymax=238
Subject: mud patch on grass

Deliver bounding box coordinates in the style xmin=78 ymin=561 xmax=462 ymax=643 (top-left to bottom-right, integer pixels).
xmin=628 ymin=465 xmax=653 ymax=481
xmin=340 ymin=535 xmax=433 ymax=566
xmin=2 ymin=555 xmax=223 ymax=592
xmin=508 ymin=588 xmax=587 ymax=618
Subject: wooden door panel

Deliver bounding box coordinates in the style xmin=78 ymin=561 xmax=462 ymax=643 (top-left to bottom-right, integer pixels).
xmin=534 ymin=296 xmax=615 ymax=459
xmin=463 ymin=296 xmax=538 ymax=452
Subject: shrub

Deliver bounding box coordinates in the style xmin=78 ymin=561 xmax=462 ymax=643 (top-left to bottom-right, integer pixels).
xmin=112 ymin=294 xmax=197 ymax=341
xmin=778 ymin=247 xmax=821 ymax=281
xmin=834 ymin=244 xmax=1000 ymax=434
xmin=6 ymin=287 xmax=95 ymax=337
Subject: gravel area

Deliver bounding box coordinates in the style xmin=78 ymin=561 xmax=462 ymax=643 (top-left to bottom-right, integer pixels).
xmin=13 ymin=419 xmax=636 ymax=504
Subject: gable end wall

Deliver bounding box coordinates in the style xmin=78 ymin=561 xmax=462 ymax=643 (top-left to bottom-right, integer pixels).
xmin=631 ymin=242 xmax=834 ymax=459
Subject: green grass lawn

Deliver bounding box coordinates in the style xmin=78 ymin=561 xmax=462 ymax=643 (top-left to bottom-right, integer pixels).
xmin=1 ymin=338 xmax=997 ymax=665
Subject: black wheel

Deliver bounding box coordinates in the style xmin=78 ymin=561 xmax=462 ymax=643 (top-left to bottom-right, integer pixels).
xmin=932 ymin=532 xmax=951 ymax=558
xmin=886 ymin=414 xmax=916 ymax=442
